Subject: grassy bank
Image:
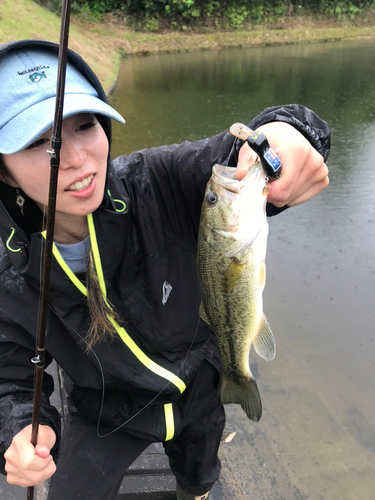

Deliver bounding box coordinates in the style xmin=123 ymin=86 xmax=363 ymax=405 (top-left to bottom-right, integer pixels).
xmin=1 ymin=0 xmax=375 ymax=92
xmin=0 ymin=0 xmax=120 ymax=90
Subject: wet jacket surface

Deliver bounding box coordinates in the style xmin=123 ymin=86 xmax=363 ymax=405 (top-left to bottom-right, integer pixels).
xmin=0 ymin=45 xmax=331 ymax=473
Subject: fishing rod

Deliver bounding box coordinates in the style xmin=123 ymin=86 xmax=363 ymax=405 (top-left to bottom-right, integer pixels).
xmin=27 ymin=1 xmax=72 ymax=498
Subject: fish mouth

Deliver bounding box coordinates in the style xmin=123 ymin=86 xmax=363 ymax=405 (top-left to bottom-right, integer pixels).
xmin=212 ymin=166 xmax=240 ymax=193
xmin=212 ymin=163 xmax=265 ymax=194
xmin=66 ymin=174 xmax=94 ymax=192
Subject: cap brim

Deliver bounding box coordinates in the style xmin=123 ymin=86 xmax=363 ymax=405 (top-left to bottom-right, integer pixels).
xmin=0 ymin=93 xmax=125 ymax=155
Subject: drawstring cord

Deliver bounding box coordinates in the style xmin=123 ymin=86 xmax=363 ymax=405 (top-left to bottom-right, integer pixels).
xmin=6 ymin=228 xmax=22 ymax=253
xmin=107 ymin=189 xmax=126 ymax=213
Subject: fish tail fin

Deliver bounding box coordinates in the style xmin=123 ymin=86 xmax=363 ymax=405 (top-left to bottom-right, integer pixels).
xmin=253 ymin=315 xmax=276 ymax=361
xmin=221 ymin=377 xmax=262 ymax=422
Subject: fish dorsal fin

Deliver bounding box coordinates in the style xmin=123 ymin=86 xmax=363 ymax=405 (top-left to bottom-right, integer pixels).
xmin=253 ymin=315 xmax=276 ymax=361
xmin=199 ymin=302 xmax=211 ymax=325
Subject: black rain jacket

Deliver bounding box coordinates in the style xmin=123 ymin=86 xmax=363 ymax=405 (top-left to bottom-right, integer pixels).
xmin=0 ymin=40 xmax=331 ymax=473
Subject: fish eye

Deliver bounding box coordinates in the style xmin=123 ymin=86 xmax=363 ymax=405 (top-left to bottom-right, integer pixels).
xmin=206 ymin=191 xmax=217 ymax=205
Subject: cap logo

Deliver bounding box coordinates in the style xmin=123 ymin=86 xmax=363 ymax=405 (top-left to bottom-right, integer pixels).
xmin=17 ymin=65 xmax=50 ymax=76
xmin=29 ymin=71 xmax=47 ymax=83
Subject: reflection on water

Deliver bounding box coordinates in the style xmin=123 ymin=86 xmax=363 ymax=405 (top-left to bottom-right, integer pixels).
xmin=111 ymin=39 xmax=375 ymax=499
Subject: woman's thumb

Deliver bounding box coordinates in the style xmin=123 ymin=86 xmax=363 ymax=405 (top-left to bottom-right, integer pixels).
xmin=34 ymin=425 xmax=56 ymax=457
xmin=34 ymin=443 xmax=51 ymax=458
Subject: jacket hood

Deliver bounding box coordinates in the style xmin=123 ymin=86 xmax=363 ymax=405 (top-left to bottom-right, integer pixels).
xmin=0 ymin=39 xmax=118 ymax=238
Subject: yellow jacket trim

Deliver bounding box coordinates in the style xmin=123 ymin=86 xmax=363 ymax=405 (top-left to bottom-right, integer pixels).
xmin=87 ymin=213 xmax=107 ymax=300
xmin=45 ymin=218 xmax=186 ymax=395
xmin=87 ymin=214 xmax=186 ymax=394
xmin=164 ymin=403 xmax=175 ymax=441
xmin=107 ymin=315 xmax=186 ymax=394
xmin=42 ymin=231 xmax=87 ymax=296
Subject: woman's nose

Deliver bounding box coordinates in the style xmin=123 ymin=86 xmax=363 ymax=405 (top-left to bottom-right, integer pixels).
xmin=59 ymin=139 xmax=86 ymax=169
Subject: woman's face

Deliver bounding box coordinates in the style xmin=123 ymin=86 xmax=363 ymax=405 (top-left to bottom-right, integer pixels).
xmin=2 ymin=113 xmax=109 ymax=221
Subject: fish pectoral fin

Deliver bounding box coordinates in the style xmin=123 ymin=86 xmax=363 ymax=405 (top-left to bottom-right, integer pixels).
xmin=221 ymin=376 xmax=262 ymax=422
xmin=225 ymin=260 xmax=248 ymax=290
xmin=223 ymin=225 xmax=262 ymax=258
xmin=253 ymin=315 xmax=276 ymax=361
xmin=224 ymin=237 xmax=255 ymax=258
xmin=199 ymin=302 xmax=211 ymax=325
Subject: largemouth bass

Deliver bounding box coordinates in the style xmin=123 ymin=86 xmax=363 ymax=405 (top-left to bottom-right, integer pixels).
xmin=197 ymin=162 xmax=276 ymax=422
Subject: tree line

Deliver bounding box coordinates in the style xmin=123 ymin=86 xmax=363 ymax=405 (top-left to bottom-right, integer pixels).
xmin=36 ymin=0 xmax=374 ymax=30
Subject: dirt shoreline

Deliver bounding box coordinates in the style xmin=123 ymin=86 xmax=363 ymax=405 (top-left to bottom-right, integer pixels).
xmin=104 ymin=29 xmax=375 ymax=96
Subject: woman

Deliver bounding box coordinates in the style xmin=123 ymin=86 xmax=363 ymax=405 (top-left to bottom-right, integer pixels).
xmin=0 ymin=39 xmax=330 ymax=500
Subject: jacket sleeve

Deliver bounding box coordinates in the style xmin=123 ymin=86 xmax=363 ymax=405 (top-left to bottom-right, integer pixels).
xmin=247 ymin=104 xmax=331 ymax=216
xmin=124 ymin=104 xmax=330 ymax=241
xmin=0 ymin=315 xmax=61 ymax=475
xmin=248 ymin=103 xmax=331 ymax=162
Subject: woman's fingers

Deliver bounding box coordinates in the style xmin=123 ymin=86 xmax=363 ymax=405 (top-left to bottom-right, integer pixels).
xmin=236 ymin=121 xmax=329 ymax=207
xmin=236 ymin=142 xmax=258 ymax=181
xmin=269 ymin=158 xmax=329 ymax=207
xmin=285 ymin=172 xmax=330 ymax=207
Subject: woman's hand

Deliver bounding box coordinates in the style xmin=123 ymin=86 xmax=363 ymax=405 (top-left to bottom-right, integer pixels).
xmin=236 ymin=121 xmax=329 ymax=207
xmin=4 ymin=424 xmax=57 ymax=487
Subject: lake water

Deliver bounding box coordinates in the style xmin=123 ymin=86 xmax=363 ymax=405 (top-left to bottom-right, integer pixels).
xmin=111 ymin=38 xmax=375 ymax=500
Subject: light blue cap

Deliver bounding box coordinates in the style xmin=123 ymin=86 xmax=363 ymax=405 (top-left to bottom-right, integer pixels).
xmin=0 ymin=47 xmax=125 ymax=155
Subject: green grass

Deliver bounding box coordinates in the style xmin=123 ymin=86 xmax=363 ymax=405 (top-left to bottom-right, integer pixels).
xmin=0 ymin=0 xmax=118 ymax=91
xmin=0 ymin=0 xmax=61 ymax=41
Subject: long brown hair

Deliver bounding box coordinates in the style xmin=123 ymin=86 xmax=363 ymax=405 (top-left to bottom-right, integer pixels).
xmin=85 ymin=251 xmax=121 ymax=348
